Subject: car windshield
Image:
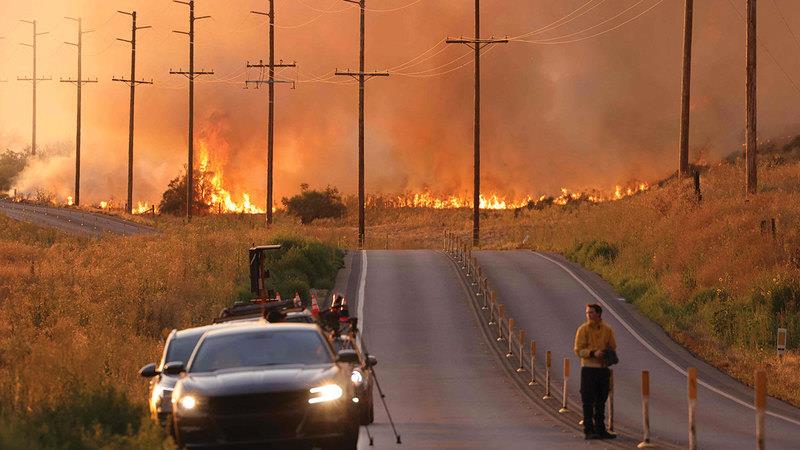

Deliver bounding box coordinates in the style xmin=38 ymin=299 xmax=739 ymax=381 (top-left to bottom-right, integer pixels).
xmin=189 ymin=329 xmax=333 ymax=373
xmin=164 ymin=334 xmax=203 ymax=367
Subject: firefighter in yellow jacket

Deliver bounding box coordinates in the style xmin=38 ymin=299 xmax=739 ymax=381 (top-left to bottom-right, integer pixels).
xmin=573 ymin=303 xmax=617 ymax=440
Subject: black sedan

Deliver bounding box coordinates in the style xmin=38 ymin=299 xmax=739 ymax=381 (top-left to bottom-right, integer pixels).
xmin=166 ymin=323 xmax=361 ymax=449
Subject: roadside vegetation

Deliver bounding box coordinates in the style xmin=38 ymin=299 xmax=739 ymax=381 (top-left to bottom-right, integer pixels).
xmin=2 ymin=141 xmax=799 ymax=447
xmin=0 ymin=216 xmax=341 ymax=449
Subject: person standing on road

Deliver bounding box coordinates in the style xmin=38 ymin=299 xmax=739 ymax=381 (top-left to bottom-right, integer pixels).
xmin=574 ymin=303 xmax=617 ymax=440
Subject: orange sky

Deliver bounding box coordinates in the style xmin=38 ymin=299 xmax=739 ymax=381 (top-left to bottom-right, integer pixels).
xmin=2 ymin=0 xmax=800 ymax=207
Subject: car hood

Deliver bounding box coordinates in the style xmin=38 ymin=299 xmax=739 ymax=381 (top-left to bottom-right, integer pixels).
xmin=179 ymin=364 xmax=342 ymax=397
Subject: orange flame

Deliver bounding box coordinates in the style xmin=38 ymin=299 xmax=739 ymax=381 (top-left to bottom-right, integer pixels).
xmin=198 ymin=142 xmax=265 ymax=214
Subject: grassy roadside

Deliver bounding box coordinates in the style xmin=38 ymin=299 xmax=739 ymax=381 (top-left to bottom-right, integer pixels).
xmin=0 ymin=216 xmax=341 ymax=449
xmin=295 ymin=159 xmax=800 ymax=406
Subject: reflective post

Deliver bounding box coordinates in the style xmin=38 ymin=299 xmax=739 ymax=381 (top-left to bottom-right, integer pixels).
xmin=756 ymin=369 xmax=766 ymax=450
xmin=543 ymin=351 xmax=553 ymax=400
xmin=496 ymin=304 xmax=505 ymax=342
xmin=506 ymin=318 xmax=515 ymax=357
xmin=529 ymin=340 xmax=537 ymax=385
xmin=517 ymin=329 xmax=525 ymax=372
xmin=559 ymin=357 xmax=570 ymax=413
xmin=637 ymin=370 xmax=655 ymax=448
xmin=688 ymin=367 xmax=697 ymax=450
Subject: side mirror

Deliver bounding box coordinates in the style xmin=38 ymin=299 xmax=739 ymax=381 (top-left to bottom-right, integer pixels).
xmin=367 ymin=355 xmax=378 ymax=368
xmin=139 ymin=363 xmax=159 ymax=378
xmin=337 ymin=349 xmax=359 ymax=364
xmin=162 ymin=361 xmax=186 ymax=376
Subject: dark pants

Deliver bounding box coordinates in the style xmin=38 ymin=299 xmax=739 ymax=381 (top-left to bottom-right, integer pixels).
xmin=580 ymin=366 xmax=610 ymax=435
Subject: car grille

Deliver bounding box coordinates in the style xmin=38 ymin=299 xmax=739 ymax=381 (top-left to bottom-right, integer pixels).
xmin=208 ymin=391 xmax=310 ymax=441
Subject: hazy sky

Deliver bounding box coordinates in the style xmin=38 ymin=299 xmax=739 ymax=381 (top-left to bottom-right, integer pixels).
xmin=2 ymin=0 xmax=800 ymax=206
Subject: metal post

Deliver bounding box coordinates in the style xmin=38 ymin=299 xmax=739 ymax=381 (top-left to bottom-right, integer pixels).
xmin=638 ymin=371 xmax=655 ymax=448
xmin=543 ymin=351 xmax=553 ymax=400
xmin=559 ymin=358 xmax=570 ymax=413
xmin=755 ymin=370 xmax=766 ymax=450
xmin=688 ymin=367 xmax=697 ymax=450
xmin=506 ymin=318 xmax=514 ymax=357
xmin=496 ymin=304 xmax=505 ymax=341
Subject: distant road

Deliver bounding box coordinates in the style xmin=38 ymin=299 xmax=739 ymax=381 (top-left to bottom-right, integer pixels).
xmin=0 ymin=199 xmax=156 ymax=237
xmin=340 ymin=250 xmax=612 ymax=450
xmin=475 ymin=250 xmax=800 ymax=449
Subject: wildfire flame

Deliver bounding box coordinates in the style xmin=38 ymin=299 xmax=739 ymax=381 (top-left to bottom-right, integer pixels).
xmin=66 ymin=196 xmax=74 ymax=206
xmin=198 ymin=143 xmax=265 ymax=214
xmin=389 ymin=182 xmax=650 ymax=210
xmin=133 ymin=202 xmax=154 ymax=214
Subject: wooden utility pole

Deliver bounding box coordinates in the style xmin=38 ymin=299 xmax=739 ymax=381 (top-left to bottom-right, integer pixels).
xmin=678 ymin=0 xmax=694 ymax=178
xmin=61 ymin=17 xmax=98 ymax=207
xmin=746 ymin=0 xmax=758 ymax=194
xmin=113 ymin=11 xmax=153 ymax=214
xmin=17 ymin=20 xmax=51 ymax=156
xmin=446 ymin=0 xmax=507 ymax=247
xmin=246 ymin=0 xmax=296 ymax=224
xmin=335 ymin=0 xmax=389 ymax=248
xmin=171 ymin=0 xmax=214 ymax=220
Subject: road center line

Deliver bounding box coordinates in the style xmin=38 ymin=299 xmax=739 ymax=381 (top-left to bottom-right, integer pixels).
xmin=357 ymin=250 xmax=367 ymax=332
xmin=532 ymin=251 xmax=800 ymax=427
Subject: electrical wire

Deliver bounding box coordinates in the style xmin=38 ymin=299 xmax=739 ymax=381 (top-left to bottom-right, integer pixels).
xmin=511 ymin=0 xmax=607 ymax=40
xmin=726 ymin=0 xmax=800 ymax=97
xmin=365 ymin=0 xmax=425 ymax=13
xmin=769 ymin=0 xmax=800 ymax=56
xmin=295 ymin=0 xmax=355 ymax=14
xmin=395 ymin=48 xmax=474 ymax=76
xmin=387 ymin=39 xmax=448 ymax=71
xmin=513 ymin=0 xmax=664 ymax=45
xmin=395 ymin=45 xmax=495 ymax=79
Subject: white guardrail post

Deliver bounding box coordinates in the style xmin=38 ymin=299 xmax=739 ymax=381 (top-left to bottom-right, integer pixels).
xmin=529 ymin=340 xmax=537 ymax=385
xmin=543 ymin=351 xmax=553 ymax=400
xmin=637 ymin=370 xmax=655 ymax=448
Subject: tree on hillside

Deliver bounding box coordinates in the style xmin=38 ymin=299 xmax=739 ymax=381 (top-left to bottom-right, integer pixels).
xmin=158 ymin=170 xmax=215 ymax=216
xmin=281 ymin=184 xmax=346 ymax=224
xmin=0 ymin=149 xmax=28 ymax=192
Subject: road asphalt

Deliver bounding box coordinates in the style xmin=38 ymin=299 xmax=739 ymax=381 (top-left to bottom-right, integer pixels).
xmin=339 ymin=250 xmax=618 ymax=450
xmin=474 ymin=250 xmax=800 ymax=450
xmin=0 ymin=199 xmax=156 ymax=236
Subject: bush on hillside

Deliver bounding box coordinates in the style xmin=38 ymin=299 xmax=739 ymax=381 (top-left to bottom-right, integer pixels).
xmin=0 ymin=150 xmax=27 ymax=192
xmin=281 ymin=184 xmax=346 ymax=224
xmin=158 ymin=170 xmax=215 ymax=216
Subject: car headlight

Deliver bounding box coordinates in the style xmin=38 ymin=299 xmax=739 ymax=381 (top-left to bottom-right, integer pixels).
xmin=178 ymin=395 xmax=198 ymax=410
xmin=351 ymin=370 xmax=364 ymax=386
xmin=308 ymin=384 xmax=343 ymax=404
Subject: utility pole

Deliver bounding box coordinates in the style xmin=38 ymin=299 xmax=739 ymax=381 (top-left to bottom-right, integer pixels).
xmin=446 ymin=0 xmax=507 ymax=247
xmin=246 ymin=1 xmax=296 ymax=225
xmin=335 ymin=0 xmax=389 ymax=248
xmin=746 ymin=0 xmax=757 ymax=194
xmin=61 ymin=17 xmax=98 ymax=207
xmin=17 ymin=20 xmax=51 ymax=156
xmin=678 ymin=0 xmax=693 ymax=178
xmin=171 ymin=0 xmax=214 ymax=220
xmin=114 ymin=11 xmax=153 ymax=214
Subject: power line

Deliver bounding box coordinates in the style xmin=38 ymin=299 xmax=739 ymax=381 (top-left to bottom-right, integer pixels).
xmin=511 ymin=0 xmax=607 ymax=40
xmin=245 ymin=1 xmax=297 ymax=224
xmin=170 ymin=0 xmax=215 ymax=220
xmin=17 ymin=20 xmax=52 ymax=157
xmin=113 ymin=10 xmax=154 ymax=214
xmin=335 ymin=0 xmax=390 ymax=247
xmin=60 ymin=17 xmax=98 ymax=207
xmin=446 ymin=0 xmax=508 ymax=247
xmin=512 ymin=0 xmax=665 ymax=45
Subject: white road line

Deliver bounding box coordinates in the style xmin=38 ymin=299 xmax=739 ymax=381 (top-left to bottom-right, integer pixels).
xmin=532 ymin=251 xmax=800 ymax=427
xmin=357 ymin=250 xmax=367 ymax=331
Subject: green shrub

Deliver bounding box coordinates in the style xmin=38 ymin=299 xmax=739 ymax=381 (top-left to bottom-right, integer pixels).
xmin=281 ymin=185 xmax=346 ymax=224
xmin=567 ymin=240 xmax=619 ymax=266
xmin=0 ymin=150 xmax=27 ymax=191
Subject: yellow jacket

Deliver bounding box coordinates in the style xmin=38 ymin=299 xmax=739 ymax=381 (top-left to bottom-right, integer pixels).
xmin=573 ymin=320 xmax=617 ymax=368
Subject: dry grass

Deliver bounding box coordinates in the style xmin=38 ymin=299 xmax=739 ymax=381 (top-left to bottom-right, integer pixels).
xmin=1 ymin=158 xmax=798 ymax=447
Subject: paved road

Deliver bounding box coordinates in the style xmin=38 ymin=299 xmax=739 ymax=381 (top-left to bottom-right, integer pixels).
xmin=340 ymin=250 xmax=616 ymax=450
xmin=475 ymin=250 xmax=800 ymax=450
xmin=0 ymin=199 xmax=156 ymax=236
